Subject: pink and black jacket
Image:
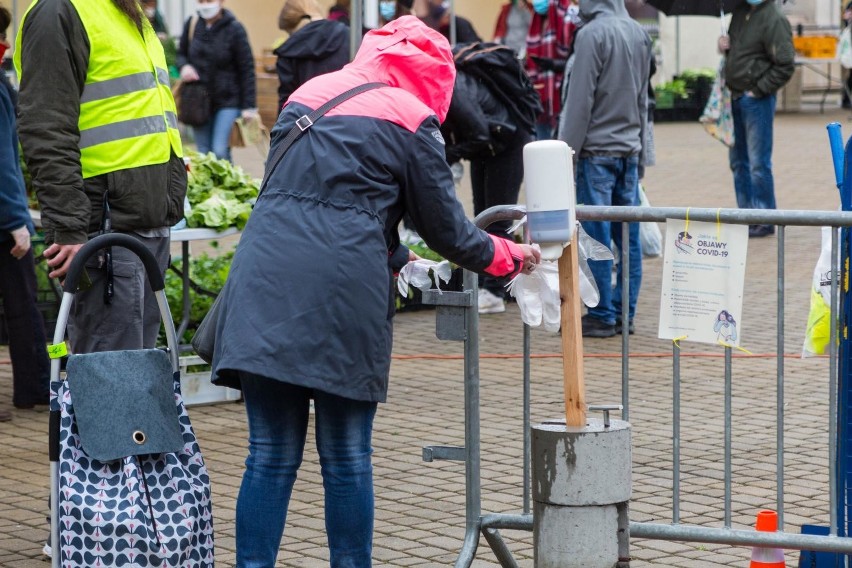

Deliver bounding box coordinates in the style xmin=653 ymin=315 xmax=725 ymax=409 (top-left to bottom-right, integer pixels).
xmin=211 ymin=17 xmax=524 ymax=402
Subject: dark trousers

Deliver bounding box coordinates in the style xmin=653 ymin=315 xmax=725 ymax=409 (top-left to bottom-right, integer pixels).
xmin=0 ymin=243 xmax=50 ymax=406
xmin=470 ymin=130 xmax=532 ymax=296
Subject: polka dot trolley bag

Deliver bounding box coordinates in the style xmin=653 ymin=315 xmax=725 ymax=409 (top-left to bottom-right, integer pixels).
xmin=47 ymin=234 xmax=214 ymax=567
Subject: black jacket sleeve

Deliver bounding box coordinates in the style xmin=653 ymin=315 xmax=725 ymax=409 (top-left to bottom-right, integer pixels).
xmin=443 ymin=74 xmax=493 ymax=164
xmin=232 ymin=21 xmax=257 ymax=109
xmin=16 ymin=0 xmax=91 ymax=244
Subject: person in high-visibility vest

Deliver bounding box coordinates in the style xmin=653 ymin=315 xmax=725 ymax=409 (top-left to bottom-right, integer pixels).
xmin=15 ymin=0 xmax=188 ymax=353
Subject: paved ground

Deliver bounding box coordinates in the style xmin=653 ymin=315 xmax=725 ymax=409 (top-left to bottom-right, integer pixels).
xmin=1 ymin=104 xmax=851 ymax=567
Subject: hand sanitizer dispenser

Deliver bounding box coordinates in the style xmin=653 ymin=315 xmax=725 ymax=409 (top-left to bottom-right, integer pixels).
xmin=523 ymin=140 xmax=576 ymax=261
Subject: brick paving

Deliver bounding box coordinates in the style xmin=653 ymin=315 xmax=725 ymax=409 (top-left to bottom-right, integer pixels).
xmin=1 ymin=106 xmax=851 ymax=566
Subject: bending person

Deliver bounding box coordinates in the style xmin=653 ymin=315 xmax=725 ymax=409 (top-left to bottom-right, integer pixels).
xmin=210 ymin=16 xmax=540 ymax=567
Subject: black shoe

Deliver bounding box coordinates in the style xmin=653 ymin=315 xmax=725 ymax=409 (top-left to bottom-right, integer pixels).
xmin=582 ymin=315 xmax=616 ymax=338
xmin=615 ymin=319 xmax=635 ymax=335
xmin=748 ymin=224 xmax=775 ymax=238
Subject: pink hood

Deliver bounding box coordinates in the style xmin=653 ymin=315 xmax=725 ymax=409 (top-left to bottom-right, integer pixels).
xmin=348 ymin=16 xmax=455 ymax=122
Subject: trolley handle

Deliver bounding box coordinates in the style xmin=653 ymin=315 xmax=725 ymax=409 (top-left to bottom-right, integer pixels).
xmin=62 ymin=233 xmax=165 ymax=293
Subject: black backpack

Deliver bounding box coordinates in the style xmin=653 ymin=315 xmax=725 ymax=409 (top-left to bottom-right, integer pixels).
xmin=452 ymin=42 xmax=542 ymax=135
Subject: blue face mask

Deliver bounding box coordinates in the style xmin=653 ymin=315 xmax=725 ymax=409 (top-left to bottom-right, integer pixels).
xmin=746 ymin=0 xmax=764 ymax=5
xmin=380 ymin=1 xmax=396 ymax=20
xmin=532 ymin=0 xmax=550 ymax=15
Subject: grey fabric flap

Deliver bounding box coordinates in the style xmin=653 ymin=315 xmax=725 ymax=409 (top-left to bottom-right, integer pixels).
xmin=66 ymin=349 xmax=183 ymax=463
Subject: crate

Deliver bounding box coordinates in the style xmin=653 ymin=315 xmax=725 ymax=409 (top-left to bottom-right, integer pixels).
xmin=179 ymin=355 xmax=242 ymax=406
xmin=794 ymin=35 xmax=837 ymax=58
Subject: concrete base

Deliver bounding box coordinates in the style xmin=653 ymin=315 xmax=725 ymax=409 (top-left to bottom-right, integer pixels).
xmin=534 ymin=502 xmax=621 ymax=568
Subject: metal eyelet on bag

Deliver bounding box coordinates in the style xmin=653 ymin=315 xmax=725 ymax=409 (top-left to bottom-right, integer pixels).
xmin=133 ymin=430 xmax=146 ymax=445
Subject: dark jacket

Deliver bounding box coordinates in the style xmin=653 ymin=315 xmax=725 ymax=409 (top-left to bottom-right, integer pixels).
xmin=16 ymin=0 xmax=186 ymax=245
xmin=0 ymin=75 xmax=34 ymax=243
xmin=441 ymin=70 xmax=519 ymax=164
xmin=177 ymin=10 xmax=257 ymax=111
xmin=211 ymin=17 xmax=524 ymax=401
xmin=723 ymin=0 xmax=795 ymax=98
xmin=274 ymin=19 xmax=350 ymax=110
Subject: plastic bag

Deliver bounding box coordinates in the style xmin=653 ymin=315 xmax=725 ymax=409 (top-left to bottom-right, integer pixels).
xmin=699 ymin=59 xmax=735 ymax=148
xmin=397 ymin=259 xmax=452 ymax=297
xmin=638 ymin=184 xmax=662 ymax=258
xmin=803 ymin=226 xmax=838 ymax=357
xmin=839 ymin=27 xmax=852 ymax=69
xmin=507 ymin=229 xmax=613 ymax=332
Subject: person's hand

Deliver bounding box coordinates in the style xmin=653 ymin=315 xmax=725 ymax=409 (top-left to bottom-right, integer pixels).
xmin=9 ymin=226 xmax=31 ymax=259
xmin=180 ymin=64 xmax=200 ymax=82
xmin=241 ymin=108 xmax=260 ymax=121
xmin=44 ymin=242 xmax=84 ymax=279
xmin=518 ymin=243 xmax=542 ymax=275
xmin=408 ymin=250 xmax=421 ymax=262
xmin=718 ymin=35 xmax=730 ymax=53
xmin=745 ymin=90 xmax=756 ymax=98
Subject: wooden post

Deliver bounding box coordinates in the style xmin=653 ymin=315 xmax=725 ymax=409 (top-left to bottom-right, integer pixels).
xmin=558 ymin=229 xmax=586 ymax=427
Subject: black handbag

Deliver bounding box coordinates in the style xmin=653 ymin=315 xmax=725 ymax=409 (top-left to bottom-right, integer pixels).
xmin=176 ymin=81 xmax=212 ymax=127
xmin=190 ymin=82 xmax=387 ymax=364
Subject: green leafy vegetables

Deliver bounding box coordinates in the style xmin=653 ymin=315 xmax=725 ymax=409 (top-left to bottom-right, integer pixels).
xmin=185 ymin=151 xmax=259 ymax=231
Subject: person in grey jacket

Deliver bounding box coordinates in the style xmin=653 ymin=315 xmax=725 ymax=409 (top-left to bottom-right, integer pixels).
xmin=719 ymin=0 xmax=794 ymax=238
xmin=557 ymin=0 xmax=651 ymax=338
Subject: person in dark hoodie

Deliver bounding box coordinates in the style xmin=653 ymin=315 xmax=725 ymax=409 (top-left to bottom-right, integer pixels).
xmin=275 ymin=0 xmax=351 ymax=110
xmin=177 ymin=0 xmax=257 ymax=162
xmin=0 ymin=7 xmax=51 ymax=421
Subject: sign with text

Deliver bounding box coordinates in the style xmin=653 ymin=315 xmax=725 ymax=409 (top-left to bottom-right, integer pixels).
xmin=658 ymin=220 xmax=748 ymax=346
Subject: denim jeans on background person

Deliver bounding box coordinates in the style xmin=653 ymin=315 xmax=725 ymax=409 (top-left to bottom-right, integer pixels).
xmin=236 ymin=373 xmax=378 ymax=568
xmin=575 ymin=155 xmax=642 ymax=325
xmin=729 ymin=93 xmax=777 ymax=211
xmin=193 ymin=107 xmax=240 ymax=162
xmin=0 ymin=244 xmax=50 ymax=407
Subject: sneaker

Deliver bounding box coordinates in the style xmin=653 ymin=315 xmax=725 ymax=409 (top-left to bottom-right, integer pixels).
xmin=615 ymin=319 xmax=635 ymax=335
xmin=748 ymin=224 xmax=775 ymax=238
xmin=478 ymin=289 xmax=506 ymax=314
xmin=42 ymin=542 xmax=51 ymax=559
xmin=581 ymin=315 xmax=616 ymax=338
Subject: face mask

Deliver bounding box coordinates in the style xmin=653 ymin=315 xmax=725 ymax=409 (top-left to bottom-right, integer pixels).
xmin=197 ymin=2 xmax=221 ymax=19
xmin=746 ymin=0 xmax=764 ymax=5
xmin=532 ymin=0 xmax=550 ymax=16
xmin=380 ymin=1 xmax=396 ymax=20
xmin=144 ymin=7 xmax=157 ymax=18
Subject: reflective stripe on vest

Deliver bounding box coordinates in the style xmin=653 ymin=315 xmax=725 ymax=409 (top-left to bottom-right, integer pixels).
xmin=15 ymin=0 xmax=183 ymax=178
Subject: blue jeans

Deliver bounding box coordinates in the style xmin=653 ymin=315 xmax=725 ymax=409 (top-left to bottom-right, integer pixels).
xmin=575 ymin=156 xmax=642 ymax=324
xmin=729 ymin=93 xmax=777 ymax=211
xmin=236 ymin=373 xmax=377 ymax=568
xmin=193 ymin=107 xmax=240 ymax=162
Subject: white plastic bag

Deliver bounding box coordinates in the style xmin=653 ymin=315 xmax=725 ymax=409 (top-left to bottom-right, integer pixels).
xmin=638 ymin=184 xmax=662 ymax=258
xmin=397 ymin=259 xmax=452 ymax=297
xmin=838 ymin=27 xmax=852 ymax=70
xmin=802 ymin=226 xmax=839 ymax=357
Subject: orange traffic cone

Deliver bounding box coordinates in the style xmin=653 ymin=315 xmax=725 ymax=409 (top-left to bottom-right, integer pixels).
xmin=750 ymin=510 xmax=786 ymax=567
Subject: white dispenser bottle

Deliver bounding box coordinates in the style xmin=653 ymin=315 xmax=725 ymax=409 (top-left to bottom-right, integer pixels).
xmin=523 ymin=140 xmax=576 ymax=260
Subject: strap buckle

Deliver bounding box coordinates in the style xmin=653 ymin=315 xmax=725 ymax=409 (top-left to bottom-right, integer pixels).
xmin=296 ymin=115 xmax=314 ymax=131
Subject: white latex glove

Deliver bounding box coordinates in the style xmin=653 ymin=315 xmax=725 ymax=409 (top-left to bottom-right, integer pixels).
xmin=180 ymin=65 xmax=200 ymax=82
xmin=10 ymin=226 xmax=30 ymax=259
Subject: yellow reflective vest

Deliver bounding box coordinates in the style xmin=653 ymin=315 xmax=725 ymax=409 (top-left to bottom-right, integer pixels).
xmin=15 ymin=0 xmax=183 ymax=179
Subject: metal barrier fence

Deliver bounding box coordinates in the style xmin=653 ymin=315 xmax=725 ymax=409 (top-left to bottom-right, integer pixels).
xmin=421 ymin=204 xmax=852 ymax=568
